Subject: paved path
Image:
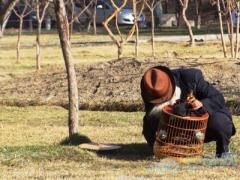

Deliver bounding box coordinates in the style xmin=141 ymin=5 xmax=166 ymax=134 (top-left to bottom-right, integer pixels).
xmin=138 ymin=34 xmax=229 ymax=43
xmin=0 ymin=34 xmax=229 ymax=49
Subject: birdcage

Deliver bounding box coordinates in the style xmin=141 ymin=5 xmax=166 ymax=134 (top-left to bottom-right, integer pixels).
xmin=153 ymin=105 xmax=209 ymax=159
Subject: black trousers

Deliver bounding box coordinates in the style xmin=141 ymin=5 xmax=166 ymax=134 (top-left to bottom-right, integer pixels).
xmin=204 ymin=111 xmax=234 ymax=154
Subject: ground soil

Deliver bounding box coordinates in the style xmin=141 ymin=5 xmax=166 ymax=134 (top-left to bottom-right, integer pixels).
xmin=0 ymin=58 xmax=240 ymax=113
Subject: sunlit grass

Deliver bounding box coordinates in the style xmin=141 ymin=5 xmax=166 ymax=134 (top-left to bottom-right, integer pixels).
xmin=0 ymin=32 xmax=229 ymax=81
xmin=0 ymin=28 xmax=239 ymax=178
xmin=0 ymin=106 xmax=239 ymax=179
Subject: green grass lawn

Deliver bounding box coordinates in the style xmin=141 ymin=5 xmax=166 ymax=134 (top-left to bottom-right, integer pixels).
xmin=0 ymin=106 xmax=239 ymax=179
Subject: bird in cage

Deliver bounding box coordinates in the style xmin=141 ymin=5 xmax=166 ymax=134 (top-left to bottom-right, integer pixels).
xmin=195 ymin=131 xmax=205 ymax=141
xmin=172 ymin=89 xmax=207 ymax=117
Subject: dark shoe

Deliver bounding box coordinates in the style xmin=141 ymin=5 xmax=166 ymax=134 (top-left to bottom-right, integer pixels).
xmin=216 ymin=151 xmax=232 ymax=158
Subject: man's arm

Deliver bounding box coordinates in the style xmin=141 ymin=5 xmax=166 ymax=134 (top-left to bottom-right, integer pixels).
xmin=194 ymin=69 xmax=226 ymax=116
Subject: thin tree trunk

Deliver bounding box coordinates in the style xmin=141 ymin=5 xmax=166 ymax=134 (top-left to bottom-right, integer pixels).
xmin=35 ymin=0 xmax=49 ymax=71
xmin=36 ymin=23 xmax=42 ymax=70
xmin=69 ymin=0 xmax=74 ymax=41
xmin=92 ymin=0 xmax=97 ymax=35
xmin=230 ymin=17 xmax=234 ymax=57
xmin=0 ymin=13 xmax=10 ymax=37
xmin=228 ymin=6 xmax=234 ymax=57
xmin=133 ymin=0 xmax=138 ymax=58
xmin=16 ymin=18 xmax=23 ymax=63
xmin=151 ymin=9 xmax=155 ymax=57
xmin=86 ymin=18 xmax=92 ymax=32
xmin=54 ymin=0 xmax=79 ymax=138
xmin=176 ymin=11 xmax=181 ymax=27
xmin=217 ymin=0 xmax=227 ymax=58
xmin=29 ymin=18 xmax=33 ymax=32
xmin=195 ymin=0 xmax=201 ymax=30
xmin=118 ymin=43 xmax=123 ymax=59
xmin=235 ymin=2 xmax=240 ymax=58
xmin=0 ymin=0 xmax=18 ymax=38
xmin=135 ymin=22 xmax=139 ymax=58
xmin=226 ymin=20 xmax=231 ymax=41
xmin=181 ymin=0 xmax=194 ymax=46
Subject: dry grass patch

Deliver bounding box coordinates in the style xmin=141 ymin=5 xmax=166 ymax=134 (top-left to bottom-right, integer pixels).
xmin=0 ymin=33 xmax=231 ymax=81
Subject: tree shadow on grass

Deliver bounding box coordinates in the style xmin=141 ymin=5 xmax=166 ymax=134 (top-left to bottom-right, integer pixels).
xmin=59 ymin=134 xmax=153 ymax=161
xmin=60 ymin=133 xmax=92 ymax=146
xmin=96 ymin=143 xmax=153 ymax=161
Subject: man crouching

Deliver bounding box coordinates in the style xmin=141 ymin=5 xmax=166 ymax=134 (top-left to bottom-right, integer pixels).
xmin=140 ymin=66 xmax=236 ymax=158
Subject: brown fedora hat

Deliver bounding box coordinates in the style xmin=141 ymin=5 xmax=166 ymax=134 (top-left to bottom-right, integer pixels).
xmin=141 ymin=66 xmax=176 ymax=104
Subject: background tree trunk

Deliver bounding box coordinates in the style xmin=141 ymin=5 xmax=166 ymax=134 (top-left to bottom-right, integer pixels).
xmin=235 ymin=2 xmax=240 ymax=58
xmin=133 ymin=0 xmax=138 ymax=58
xmin=228 ymin=4 xmax=234 ymax=57
xmin=13 ymin=1 xmax=32 ymax=63
xmin=54 ymin=0 xmax=79 ymax=138
xmin=69 ymin=0 xmax=74 ymax=41
xmin=150 ymin=9 xmax=155 ymax=57
xmin=92 ymin=0 xmax=97 ymax=35
xmin=16 ymin=18 xmax=23 ymax=63
xmin=180 ymin=0 xmax=194 ymax=46
xmin=102 ymin=0 xmax=135 ymax=60
xmin=35 ymin=0 xmax=49 ymax=71
xmin=36 ymin=23 xmax=42 ymax=70
xmin=217 ymin=0 xmax=227 ymax=58
xmin=118 ymin=43 xmax=123 ymax=59
xmin=0 ymin=0 xmax=18 ymax=38
xmin=144 ymin=0 xmax=157 ymax=57
xmin=0 ymin=12 xmax=10 ymax=37
xmin=195 ymin=0 xmax=202 ymax=30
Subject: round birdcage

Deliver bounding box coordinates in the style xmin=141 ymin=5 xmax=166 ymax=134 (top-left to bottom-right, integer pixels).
xmin=153 ymin=105 xmax=209 ymax=159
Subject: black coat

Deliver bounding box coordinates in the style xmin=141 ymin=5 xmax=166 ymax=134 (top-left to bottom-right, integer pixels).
xmin=141 ymin=67 xmax=236 ymax=147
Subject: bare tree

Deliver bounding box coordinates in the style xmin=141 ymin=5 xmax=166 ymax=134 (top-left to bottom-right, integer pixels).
xmin=13 ymin=0 xmax=32 ymax=63
xmin=235 ymin=1 xmax=240 ymax=58
xmin=195 ymin=0 xmax=202 ymax=30
xmin=217 ymin=0 xmax=227 ymax=57
xmin=178 ymin=0 xmax=195 ymax=46
xmin=131 ymin=0 xmax=145 ymax=58
xmin=134 ymin=0 xmax=141 ymax=58
xmin=35 ymin=0 xmax=49 ymax=70
xmin=72 ymin=0 xmax=98 ymax=35
xmin=103 ymin=0 xmax=136 ymax=59
xmin=0 ymin=0 xmax=18 ymax=37
xmin=54 ymin=0 xmax=79 ymax=139
xmin=69 ymin=0 xmax=94 ymax=38
xmin=227 ymin=0 xmax=234 ymax=57
xmin=92 ymin=0 xmax=97 ymax=35
xmin=66 ymin=0 xmax=75 ymax=41
xmin=144 ymin=0 xmax=160 ymax=57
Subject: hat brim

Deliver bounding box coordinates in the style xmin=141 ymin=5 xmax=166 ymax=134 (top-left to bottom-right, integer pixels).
xmin=143 ymin=66 xmax=176 ymax=104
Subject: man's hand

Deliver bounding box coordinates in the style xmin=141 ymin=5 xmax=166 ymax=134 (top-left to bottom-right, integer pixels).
xmin=187 ymin=96 xmax=203 ymax=110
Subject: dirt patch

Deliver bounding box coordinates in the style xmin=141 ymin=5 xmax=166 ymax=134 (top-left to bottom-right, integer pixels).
xmin=0 ymin=58 xmax=240 ymax=113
